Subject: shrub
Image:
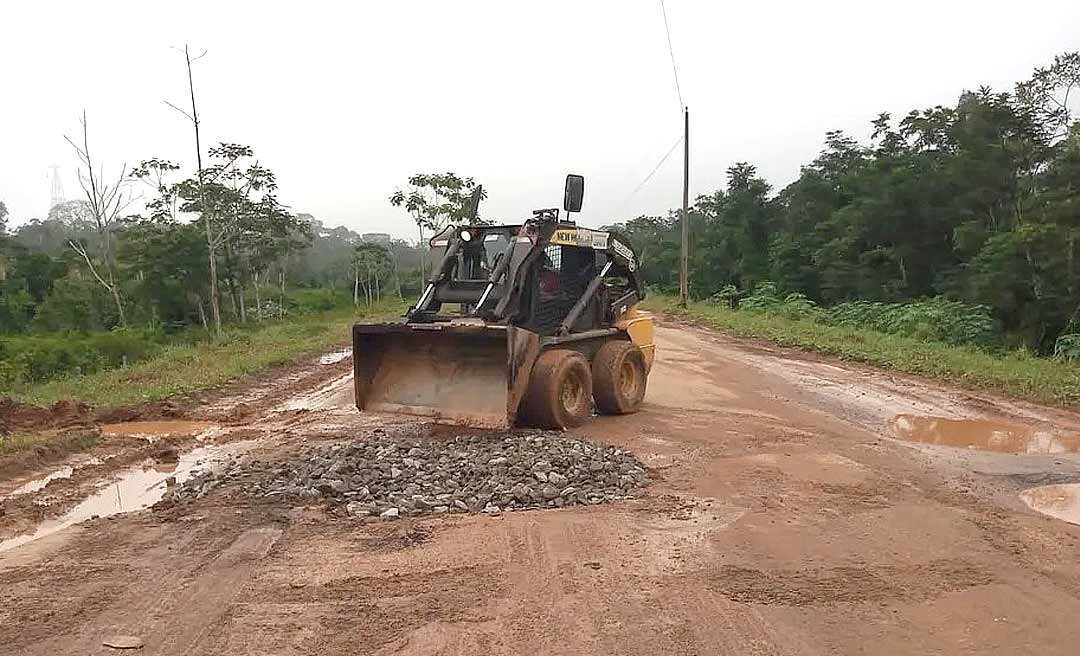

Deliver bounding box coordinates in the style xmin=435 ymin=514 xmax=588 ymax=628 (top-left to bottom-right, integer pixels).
xmin=1054 ymin=333 xmax=1080 ymax=361
xmin=738 ymin=282 xmax=823 ymax=321
xmin=708 ymin=284 xmax=741 ymax=308
xmin=823 ymin=297 xmax=1000 ymax=348
xmin=287 ymin=288 xmax=348 ymax=314
xmin=0 ymin=329 xmax=165 ymax=392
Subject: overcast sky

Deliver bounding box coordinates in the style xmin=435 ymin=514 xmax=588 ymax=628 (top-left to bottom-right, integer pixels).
xmin=2 ymin=0 xmax=1078 ymax=240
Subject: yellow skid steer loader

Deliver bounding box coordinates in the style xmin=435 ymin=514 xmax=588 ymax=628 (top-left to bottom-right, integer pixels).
xmin=353 ymin=174 xmax=654 ymax=429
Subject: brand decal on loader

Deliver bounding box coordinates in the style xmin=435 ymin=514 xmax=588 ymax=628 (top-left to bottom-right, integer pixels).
xmin=551 ymin=228 xmax=609 ymax=250
xmin=612 ymin=239 xmax=636 ymax=270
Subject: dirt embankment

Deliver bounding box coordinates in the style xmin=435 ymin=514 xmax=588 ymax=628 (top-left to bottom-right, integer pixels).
xmin=2 ymin=321 xmax=1080 ymax=654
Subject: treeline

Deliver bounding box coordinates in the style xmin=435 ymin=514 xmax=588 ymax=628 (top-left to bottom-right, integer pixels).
xmin=617 ymin=53 xmax=1080 ymax=354
xmin=0 ymin=149 xmax=422 ymax=338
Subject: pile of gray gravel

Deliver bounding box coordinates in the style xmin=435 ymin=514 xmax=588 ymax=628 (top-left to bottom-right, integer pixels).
xmin=172 ymin=430 xmax=649 ymax=519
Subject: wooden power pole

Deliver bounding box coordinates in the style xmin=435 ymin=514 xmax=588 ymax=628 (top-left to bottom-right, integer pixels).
xmin=679 ymin=106 xmax=689 ymax=306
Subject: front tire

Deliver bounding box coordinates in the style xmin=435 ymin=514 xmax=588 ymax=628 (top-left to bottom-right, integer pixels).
xmin=522 ymin=349 xmax=593 ymax=429
xmin=592 ymin=340 xmax=647 ymax=414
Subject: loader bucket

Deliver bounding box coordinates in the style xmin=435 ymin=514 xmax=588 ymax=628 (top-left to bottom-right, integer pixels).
xmin=352 ymin=322 xmax=540 ymax=430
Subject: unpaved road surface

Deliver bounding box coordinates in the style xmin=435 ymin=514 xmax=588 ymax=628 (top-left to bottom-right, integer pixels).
xmin=3 ymin=320 xmax=1080 ymax=655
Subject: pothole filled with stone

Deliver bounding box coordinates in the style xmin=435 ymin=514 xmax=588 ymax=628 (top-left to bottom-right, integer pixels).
xmin=171 ymin=430 xmax=649 ymax=519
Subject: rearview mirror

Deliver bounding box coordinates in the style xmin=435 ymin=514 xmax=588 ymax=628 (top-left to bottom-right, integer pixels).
xmin=564 ymin=174 xmax=584 ymax=214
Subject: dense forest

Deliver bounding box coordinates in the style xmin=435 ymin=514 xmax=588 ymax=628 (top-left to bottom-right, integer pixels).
xmin=615 ymin=53 xmax=1080 ymax=354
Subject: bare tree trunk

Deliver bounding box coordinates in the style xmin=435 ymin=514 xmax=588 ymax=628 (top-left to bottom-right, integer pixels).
xmin=223 ymin=238 xmax=244 ymax=322
xmin=195 ymin=294 xmax=208 ymax=331
xmin=208 ymin=251 xmax=221 ymax=333
xmin=173 ymin=44 xmax=221 ymax=335
xmin=66 ymin=111 xmax=127 ymax=326
xmin=254 ymin=270 xmax=262 ymax=321
xmin=390 ymin=251 xmax=403 ymax=300
xmin=353 ymin=264 xmax=360 ymax=306
xmin=417 ymin=223 xmax=426 ymax=282
xmin=226 ymin=279 xmax=237 ymax=316
xmin=279 ymin=269 xmax=285 ymax=320
xmin=110 ymin=286 xmax=125 ymax=326
xmin=238 ymin=284 xmax=246 ymax=323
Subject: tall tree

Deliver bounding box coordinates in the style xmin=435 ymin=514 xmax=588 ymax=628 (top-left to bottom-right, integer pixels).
xmin=389 ymin=172 xmax=485 ymax=279
xmin=352 ymin=242 xmax=391 ymax=306
xmin=165 ymin=44 xmax=222 ymax=334
xmin=64 ymin=111 xmax=131 ymax=326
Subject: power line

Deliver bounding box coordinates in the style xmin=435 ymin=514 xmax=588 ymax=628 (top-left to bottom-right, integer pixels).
xmin=615 ymin=135 xmax=684 ymax=216
xmin=659 ymin=0 xmax=684 ymax=112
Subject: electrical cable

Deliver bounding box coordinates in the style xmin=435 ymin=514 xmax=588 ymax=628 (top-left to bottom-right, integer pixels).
xmin=659 ymin=0 xmax=684 ymax=112
xmin=615 ymin=135 xmax=684 ymax=215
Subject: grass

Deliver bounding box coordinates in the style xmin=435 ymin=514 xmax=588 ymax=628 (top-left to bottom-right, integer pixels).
xmin=645 ymin=294 xmax=1080 ymax=408
xmin=13 ymin=299 xmax=406 ymax=408
xmin=0 ymin=430 xmax=99 ymax=458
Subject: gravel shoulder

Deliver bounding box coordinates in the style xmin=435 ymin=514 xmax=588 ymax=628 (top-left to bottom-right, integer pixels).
xmin=3 ymin=320 xmax=1080 ymax=654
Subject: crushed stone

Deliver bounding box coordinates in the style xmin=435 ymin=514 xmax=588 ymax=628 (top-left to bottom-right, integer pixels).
xmin=170 ymin=429 xmax=648 ymax=518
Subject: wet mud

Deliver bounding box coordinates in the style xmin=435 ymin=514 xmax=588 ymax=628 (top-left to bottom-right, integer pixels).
xmin=0 ymin=438 xmax=258 ymax=553
xmin=100 ymin=421 xmax=217 ymax=440
xmin=1021 ymin=483 xmax=1080 ymax=525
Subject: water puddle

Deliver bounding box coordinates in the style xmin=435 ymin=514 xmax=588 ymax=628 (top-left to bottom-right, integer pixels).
xmin=320 ymin=349 xmax=352 ymax=365
xmin=2 ymin=455 xmax=105 ymax=500
xmin=1021 ymin=484 xmax=1080 ymax=525
xmin=9 ymin=466 xmax=75 ymax=497
xmin=100 ymin=421 xmax=217 ymax=441
xmin=888 ymin=414 xmax=1080 ymax=454
xmin=0 ymin=439 xmax=259 ymax=553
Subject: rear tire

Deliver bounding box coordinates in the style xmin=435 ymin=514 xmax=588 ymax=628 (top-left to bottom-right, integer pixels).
xmin=522 ymin=349 xmax=593 ymax=429
xmin=592 ymin=340 xmax=647 ymax=414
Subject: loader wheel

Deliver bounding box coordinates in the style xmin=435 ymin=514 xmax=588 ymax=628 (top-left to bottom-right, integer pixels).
xmin=522 ymin=349 xmax=593 ymax=429
xmin=592 ymin=340 xmax=647 ymax=415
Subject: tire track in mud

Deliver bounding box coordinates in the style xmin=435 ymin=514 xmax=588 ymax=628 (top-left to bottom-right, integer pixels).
xmin=702 ymin=560 xmax=995 ymax=607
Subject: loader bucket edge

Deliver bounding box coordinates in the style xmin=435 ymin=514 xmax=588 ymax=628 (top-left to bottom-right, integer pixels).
xmin=353 ymin=322 xmax=540 ymax=430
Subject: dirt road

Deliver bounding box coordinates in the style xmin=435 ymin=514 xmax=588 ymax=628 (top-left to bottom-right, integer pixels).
xmin=4 ymin=320 xmax=1080 ymax=654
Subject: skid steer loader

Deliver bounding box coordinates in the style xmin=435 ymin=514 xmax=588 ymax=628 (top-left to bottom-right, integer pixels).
xmin=353 ymin=174 xmax=654 ymax=429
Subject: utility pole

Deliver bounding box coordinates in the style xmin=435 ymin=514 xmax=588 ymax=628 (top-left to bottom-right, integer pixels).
xmin=679 ymin=106 xmax=689 ymax=306
xmin=48 ymin=164 xmax=66 ymax=211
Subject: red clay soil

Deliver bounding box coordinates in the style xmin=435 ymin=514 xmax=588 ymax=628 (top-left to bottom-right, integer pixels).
xmin=3 ymin=323 xmax=1080 ymax=654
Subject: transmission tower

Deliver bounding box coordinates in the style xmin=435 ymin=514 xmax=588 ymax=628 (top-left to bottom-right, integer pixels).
xmin=48 ymin=164 xmax=66 ymax=211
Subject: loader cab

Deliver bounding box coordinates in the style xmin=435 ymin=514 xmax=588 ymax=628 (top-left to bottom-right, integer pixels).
xmin=423 ymin=224 xmax=526 ymax=314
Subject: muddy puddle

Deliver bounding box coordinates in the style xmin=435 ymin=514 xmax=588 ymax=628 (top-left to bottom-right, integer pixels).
xmin=888 ymin=414 xmax=1080 ymax=455
xmin=101 ymin=420 xmax=217 ymax=441
xmin=1021 ymin=484 xmax=1080 ymax=525
xmin=2 ymin=455 xmax=105 ymax=500
xmin=0 ymin=439 xmax=259 ymax=554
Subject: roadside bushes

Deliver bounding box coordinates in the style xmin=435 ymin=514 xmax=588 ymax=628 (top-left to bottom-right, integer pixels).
xmin=0 ymin=330 xmax=164 ymax=390
xmin=824 ymin=298 xmax=999 ymax=348
xmin=286 ymin=288 xmax=349 ymax=314
xmin=708 ymin=282 xmax=1002 ymax=350
xmin=1055 ymin=333 xmax=1080 ymax=361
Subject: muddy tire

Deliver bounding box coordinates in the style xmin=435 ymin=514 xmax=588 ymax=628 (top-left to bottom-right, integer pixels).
xmin=521 ymin=349 xmax=593 ymax=429
xmin=591 ymin=340 xmax=647 ymax=415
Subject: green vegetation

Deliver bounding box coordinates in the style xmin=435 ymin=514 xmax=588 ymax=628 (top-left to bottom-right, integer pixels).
xmin=615 ymin=52 xmax=1080 ymax=356
xmin=648 ymin=294 xmax=1080 ymax=407
xmin=13 ymin=299 xmax=404 ymax=408
xmin=0 ymin=430 xmax=98 ymax=458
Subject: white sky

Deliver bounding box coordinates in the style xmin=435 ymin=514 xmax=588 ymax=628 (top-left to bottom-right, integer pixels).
xmin=1 ymin=1 xmax=1078 ymax=240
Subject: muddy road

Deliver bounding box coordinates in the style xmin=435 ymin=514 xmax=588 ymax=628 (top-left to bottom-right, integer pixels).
xmin=3 ymin=321 xmax=1080 ymax=654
